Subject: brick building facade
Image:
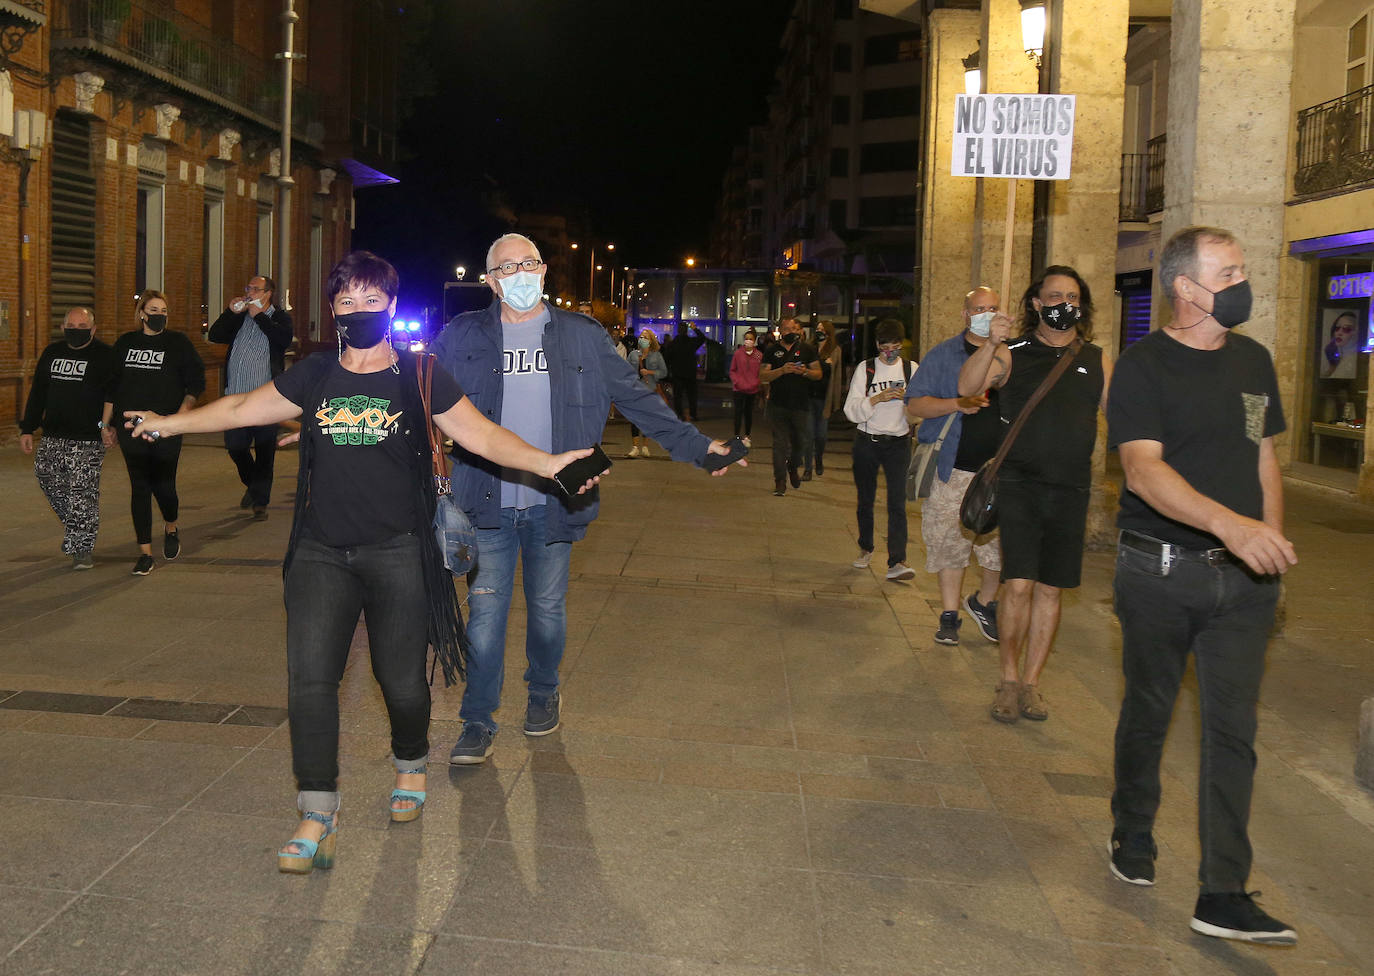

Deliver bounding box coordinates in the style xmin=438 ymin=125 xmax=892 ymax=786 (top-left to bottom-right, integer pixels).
xmin=0 ymin=0 xmax=402 ymax=436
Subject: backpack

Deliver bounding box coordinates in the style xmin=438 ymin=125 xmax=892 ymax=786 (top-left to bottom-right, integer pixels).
xmin=864 ymin=357 xmax=914 ymax=394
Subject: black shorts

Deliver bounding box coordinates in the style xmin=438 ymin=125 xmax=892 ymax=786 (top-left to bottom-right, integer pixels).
xmin=997 ymin=477 xmax=1089 ymax=588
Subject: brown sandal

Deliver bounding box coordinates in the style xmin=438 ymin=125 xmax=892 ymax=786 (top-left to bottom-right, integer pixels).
xmin=991 ymin=680 xmax=1020 ymax=724
xmin=1019 ymin=684 xmax=1049 ymax=721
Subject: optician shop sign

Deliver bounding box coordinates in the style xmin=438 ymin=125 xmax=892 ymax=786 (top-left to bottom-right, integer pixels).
xmin=951 ymin=94 xmax=1076 ymax=180
xmin=1327 ymin=272 xmax=1374 ymax=300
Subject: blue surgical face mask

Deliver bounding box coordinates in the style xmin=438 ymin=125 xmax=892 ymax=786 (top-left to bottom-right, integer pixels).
xmin=968 ymin=311 xmax=995 ymax=338
xmin=638 ymin=337 xmax=650 ymax=349
xmin=498 ymin=270 xmax=543 ymax=313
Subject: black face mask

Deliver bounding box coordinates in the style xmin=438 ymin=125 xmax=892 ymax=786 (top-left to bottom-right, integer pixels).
xmin=1038 ymin=302 xmax=1080 ymax=331
xmin=336 ymin=310 xmax=391 ymax=349
xmin=144 ymin=314 xmax=167 ymax=333
xmin=781 ymin=332 xmax=799 ymax=345
xmin=64 ymin=328 xmax=93 ymax=348
xmin=1188 ymin=278 xmax=1252 ymax=329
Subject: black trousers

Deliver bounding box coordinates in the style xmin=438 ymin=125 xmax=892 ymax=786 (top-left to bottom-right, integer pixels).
xmin=1111 ymin=540 xmax=1279 ymax=893
xmin=119 ymin=435 xmax=182 ymax=545
xmin=769 ymin=404 xmax=809 ymax=481
xmin=851 ymin=433 xmax=909 ymax=567
xmin=284 ymin=532 xmax=431 ymax=793
xmin=671 ymin=373 xmax=698 ymax=420
xmin=732 ymin=392 xmax=756 ymax=436
xmin=225 ymin=424 xmax=278 ymax=506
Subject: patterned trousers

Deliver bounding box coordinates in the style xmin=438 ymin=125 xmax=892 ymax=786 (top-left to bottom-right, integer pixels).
xmin=34 ymin=436 xmax=106 ymax=555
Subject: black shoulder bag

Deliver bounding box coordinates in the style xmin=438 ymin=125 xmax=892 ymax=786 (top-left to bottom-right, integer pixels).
xmin=960 ymin=338 xmax=1082 ymax=534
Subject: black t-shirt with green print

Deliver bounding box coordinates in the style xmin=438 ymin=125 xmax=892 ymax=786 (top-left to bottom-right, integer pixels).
xmin=275 ymin=353 xmax=464 ymax=547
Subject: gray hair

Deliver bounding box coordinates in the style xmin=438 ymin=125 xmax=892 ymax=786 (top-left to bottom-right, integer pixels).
xmin=1160 ymin=226 xmax=1237 ymax=301
xmin=486 ymin=233 xmax=542 ymax=272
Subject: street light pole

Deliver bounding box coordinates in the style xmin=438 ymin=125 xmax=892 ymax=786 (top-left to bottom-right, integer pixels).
xmin=275 ymin=0 xmax=301 ymax=312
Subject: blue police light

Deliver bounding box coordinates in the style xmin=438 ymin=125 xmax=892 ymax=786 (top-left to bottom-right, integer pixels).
xmin=407 ymin=321 xmax=421 ymax=332
xmin=392 ymin=320 xmax=407 ymax=332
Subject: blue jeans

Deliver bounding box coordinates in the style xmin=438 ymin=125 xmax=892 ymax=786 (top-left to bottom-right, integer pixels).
xmin=1110 ymin=537 xmax=1279 ymax=893
xmin=283 ymin=532 xmax=430 ymax=797
xmin=461 ymin=507 xmax=573 ymax=733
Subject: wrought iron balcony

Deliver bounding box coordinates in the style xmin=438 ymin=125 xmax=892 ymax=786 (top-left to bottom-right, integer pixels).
xmin=1295 ymin=83 xmax=1374 ymax=197
xmin=51 ymin=0 xmax=328 ymax=146
xmin=1120 ymin=135 xmax=1167 ymax=221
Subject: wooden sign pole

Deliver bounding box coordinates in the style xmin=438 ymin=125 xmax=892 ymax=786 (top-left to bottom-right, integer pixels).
xmin=1000 ymin=179 xmax=1018 ymax=306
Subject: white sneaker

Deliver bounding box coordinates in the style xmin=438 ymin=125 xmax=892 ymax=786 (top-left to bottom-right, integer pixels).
xmin=741 ymin=436 xmax=751 ymax=448
xmin=641 ymin=445 xmax=651 ymax=457
xmin=627 ymin=446 xmax=640 ymax=458
xmin=852 ymin=550 xmax=873 ymax=569
xmin=885 ymin=563 xmax=916 ymax=581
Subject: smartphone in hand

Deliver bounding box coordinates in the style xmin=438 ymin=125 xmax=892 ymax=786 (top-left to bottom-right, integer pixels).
xmin=553 ymin=444 xmax=612 ymax=496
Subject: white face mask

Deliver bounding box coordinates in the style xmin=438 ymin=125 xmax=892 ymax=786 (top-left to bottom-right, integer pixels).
xmin=498 ymin=270 xmax=543 ymax=313
xmin=968 ymin=311 xmax=995 ymax=338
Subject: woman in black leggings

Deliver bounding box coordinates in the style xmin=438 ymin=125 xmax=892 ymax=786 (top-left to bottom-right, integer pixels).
xmin=104 ymin=291 xmax=206 ymax=575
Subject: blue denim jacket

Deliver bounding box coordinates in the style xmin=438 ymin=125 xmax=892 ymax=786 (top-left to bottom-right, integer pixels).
xmin=430 ymin=301 xmax=711 ymax=543
xmin=908 ymin=331 xmax=972 ymax=483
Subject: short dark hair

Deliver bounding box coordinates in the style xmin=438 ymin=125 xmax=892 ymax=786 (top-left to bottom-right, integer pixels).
xmin=1160 ymin=226 xmax=1237 ymax=301
xmin=875 ymin=319 xmax=904 ymax=344
xmin=326 ymin=251 xmax=398 ymax=306
xmin=1020 ymin=265 xmax=1095 ymax=342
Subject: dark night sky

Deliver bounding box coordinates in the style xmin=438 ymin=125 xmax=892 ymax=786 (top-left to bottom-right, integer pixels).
xmin=352 ymin=0 xmax=794 ymax=315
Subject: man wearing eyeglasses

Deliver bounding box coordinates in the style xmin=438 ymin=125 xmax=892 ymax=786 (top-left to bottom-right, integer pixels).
xmin=431 ymin=233 xmax=743 ymax=764
xmin=208 ymin=275 xmax=294 ymax=518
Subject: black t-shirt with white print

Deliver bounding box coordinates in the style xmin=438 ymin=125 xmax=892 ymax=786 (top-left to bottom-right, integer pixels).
xmin=275 ymin=353 xmax=464 ymax=547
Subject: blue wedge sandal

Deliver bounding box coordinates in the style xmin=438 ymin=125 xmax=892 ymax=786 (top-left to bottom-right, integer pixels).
xmin=278 ymin=810 xmax=338 ymax=874
xmin=390 ymin=762 xmax=426 ymax=823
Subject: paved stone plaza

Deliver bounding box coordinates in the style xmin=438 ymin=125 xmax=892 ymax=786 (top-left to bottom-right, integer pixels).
xmin=1 ymin=400 xmax=1372 ymax=975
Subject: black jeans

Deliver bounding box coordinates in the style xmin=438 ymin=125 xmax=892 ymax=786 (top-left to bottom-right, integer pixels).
xmin=119 ymin=435 xmax=182 ymax=545
xmin=224 ymin=424 xmax=278 ymax=506
xmin=671 ymin=373 xmax=698 ymax=420
xmin=732 ymin=392 xmax=756 ymax=436
xmin=1110 ymin=539 xmax=1279 ymax=893
xmin=769 ymin=404 xmax=809 ymax=481
xmin=284 ymin=532 xmax=431 ymax=793
xmin=852 ymin=433 xmax=909 ymax=566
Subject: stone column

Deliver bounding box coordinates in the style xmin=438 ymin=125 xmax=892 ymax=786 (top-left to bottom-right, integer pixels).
xmin=919 ymin=8 xmax=981 ymax=352
xmin=976 ymin=0 xmax=1039 ymax=302
xmin=1161 ymin=0 xmax=1294 ymax=355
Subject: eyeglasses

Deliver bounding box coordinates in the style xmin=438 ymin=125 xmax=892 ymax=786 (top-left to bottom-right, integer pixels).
xmin=488 ymin=258 xmax=544 ymax=277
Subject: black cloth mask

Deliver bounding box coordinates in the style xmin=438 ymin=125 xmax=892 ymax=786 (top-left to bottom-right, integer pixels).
xmin=1189 ymin=278 xmax=1252 ymax=329
xmin=144 ymin=314 xmax=167 ymax=333
xmin=1038 ymin=302 xmax=1080 ymax=332
xmin=64 ymin=328 xmax=93 ymax=347
xmin=781 ymin=332 xmax=799 ymax=345
xmin=336 ymin=310 xmax=391 ymax=348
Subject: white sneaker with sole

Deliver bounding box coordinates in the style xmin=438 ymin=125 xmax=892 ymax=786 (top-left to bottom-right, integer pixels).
xmin=626 ymin=446 xmax=640 ymax=458
xmin=852 ymin=550 xmax=873 ymax=569
xmin=885 ymin=563 xmax=915 ymax=581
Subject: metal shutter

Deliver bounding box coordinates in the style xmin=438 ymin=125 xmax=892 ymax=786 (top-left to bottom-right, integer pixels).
xmin=49 ymin=113 xmax=97 ymax=336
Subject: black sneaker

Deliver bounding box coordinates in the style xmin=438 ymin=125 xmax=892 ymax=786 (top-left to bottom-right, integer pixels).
xmin=72 ymin=552 xmax=94 ymax=571
xmin=525 ymin=693 xmax=561 ymax=736
xmin=163 ymin=530 xmax=180 ymax=560
xmin=935 ymin=611 xmax=961 ymax=645
xmin=240 ymin=489 xmax=253 ymax=509
xmin=963 ymin=593 xmax=999 ymax=642
xmin=1108 ymin=831 xmax=1157 ymax=886
xmin=252 ymin=505 xmax=269 ymax=521
xmin=131 ymin=554 xmax=155 ymax=576
xmin=448 ymin=723 xmax=495 ymax=765
xmin=1190 ymin=892 xmax=1297 ymax=946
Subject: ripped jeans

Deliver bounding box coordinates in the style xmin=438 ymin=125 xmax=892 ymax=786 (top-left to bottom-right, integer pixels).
xmin=460 ymin=506 xmax=572 ymax=733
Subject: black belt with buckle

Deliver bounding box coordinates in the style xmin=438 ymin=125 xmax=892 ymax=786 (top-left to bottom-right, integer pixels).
xmin=864 ymin=431 xmax=909 ymax=442
xmin=1119 ymin=530 xmax=1235 ymax=567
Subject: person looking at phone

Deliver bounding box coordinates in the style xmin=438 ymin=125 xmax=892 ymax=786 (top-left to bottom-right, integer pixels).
xmin=430 ymin=233 xmax=745 ymax=764
xmin=758 ymin=316 xmax=821 ymax=496
xmin=843 ymin=319 xmax=916 ymax=580
xmin=208 ymin=275 xmax=294 ymax=518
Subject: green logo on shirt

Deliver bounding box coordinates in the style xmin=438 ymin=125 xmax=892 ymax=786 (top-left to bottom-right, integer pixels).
xmin=315 ymin=396 xmax=402 ymax=445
